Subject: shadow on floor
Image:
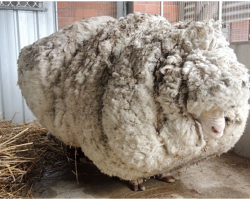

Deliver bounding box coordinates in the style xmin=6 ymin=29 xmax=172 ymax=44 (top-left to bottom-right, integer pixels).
xmin=32 ymin=151 xmax=250 ymax=198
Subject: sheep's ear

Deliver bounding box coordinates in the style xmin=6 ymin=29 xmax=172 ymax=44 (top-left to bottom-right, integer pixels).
xmin=160 ymin=65 xmax=174 ymax=75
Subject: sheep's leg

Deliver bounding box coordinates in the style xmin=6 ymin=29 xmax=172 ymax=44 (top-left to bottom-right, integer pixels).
xmin=47 ymin=132 xmax=93 ymax=164
xmin=79 ymin=156 xmax=93 ymax=165
xmin=47 ymin=132 xmax=62 ymax=146
xmin=129 ymin=178 xmax=145 ymax=191
xmin=156 ymin=174 xmax=176 ymax=183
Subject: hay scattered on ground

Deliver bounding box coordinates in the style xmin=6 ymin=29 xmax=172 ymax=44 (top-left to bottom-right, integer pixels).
xmin=0 ymin=119 xmax=67 ymax=198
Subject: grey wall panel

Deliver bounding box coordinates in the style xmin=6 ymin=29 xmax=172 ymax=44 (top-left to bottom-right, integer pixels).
xmin=17 ymin=10 xmax=38 ymax=122
xmin=0 ymin=2 xmax=57 ymax=123
xmin=0 ymin=45 xmax=3 ymax=119
xmin=0 ymin=12 xmax=4 ymax=119
xmin=230 ymin=42 xmax=250 ymax=159
xmin=0 ymin=10 xmax=24 ymax=123
xmin=44 ymin=2 xmax=57 ymax=35
xmin=37 ymin=2 xmax=57 ymax=39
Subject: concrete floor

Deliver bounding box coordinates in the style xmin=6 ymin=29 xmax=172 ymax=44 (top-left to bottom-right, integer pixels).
xmin=32 ymin=151 xmax=250 ymax=198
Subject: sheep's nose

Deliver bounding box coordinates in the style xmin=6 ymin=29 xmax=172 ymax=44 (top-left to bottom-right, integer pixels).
xmin=211 ymin=126 xmax=219 ymax=133
xmin=211 ymin=124 xmax=224 ymax=135
xmin=211 ymin=126 xmax=224 ymax=138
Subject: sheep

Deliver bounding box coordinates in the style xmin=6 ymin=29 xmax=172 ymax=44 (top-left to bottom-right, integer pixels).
xmin=17 ymin=13 xmax=250 ymax=191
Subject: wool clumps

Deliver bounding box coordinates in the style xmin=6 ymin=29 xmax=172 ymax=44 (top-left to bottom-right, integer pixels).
xmin=18 ymin=13 xmax=249 ymax=181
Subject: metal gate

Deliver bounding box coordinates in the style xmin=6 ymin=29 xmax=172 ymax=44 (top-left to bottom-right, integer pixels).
xmin=179 ymin=1 xmax=250 ymax=42
xmin=0 ymin=1 xmax=57 ymax=123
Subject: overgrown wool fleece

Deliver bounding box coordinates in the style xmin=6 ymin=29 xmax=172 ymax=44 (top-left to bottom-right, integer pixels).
xmin=18 ymin=13 xmax=250 ymax=181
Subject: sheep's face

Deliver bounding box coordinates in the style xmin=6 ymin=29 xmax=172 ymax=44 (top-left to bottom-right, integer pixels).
xmin=197 ymin=107 xmax=225 ymax=139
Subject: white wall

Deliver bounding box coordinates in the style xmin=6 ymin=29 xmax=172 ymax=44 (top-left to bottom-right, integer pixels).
xmin=230 ymin=41 xmax=250 ymax=158
xmin=0 ymin=58 xmax=3 ymax=119
xmin=0 ymin=2 xmax=57 ymax=123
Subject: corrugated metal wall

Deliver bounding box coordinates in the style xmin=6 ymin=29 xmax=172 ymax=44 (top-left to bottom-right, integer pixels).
xmin=0 ymin=2 xmax=57 ymax=123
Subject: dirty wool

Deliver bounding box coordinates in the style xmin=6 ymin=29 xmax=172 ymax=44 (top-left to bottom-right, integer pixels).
xmin=18 ymin=13 xmax=250 ymax=181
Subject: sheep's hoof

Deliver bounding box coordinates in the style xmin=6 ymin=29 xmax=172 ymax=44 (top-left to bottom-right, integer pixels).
xmin=129 ymin=178 xmax=145 ymax=191
xmin=156 ymin=174 xmax=176 ymax=183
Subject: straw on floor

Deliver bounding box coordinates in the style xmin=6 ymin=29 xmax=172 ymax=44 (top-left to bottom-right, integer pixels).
xmin=0 ymin=119 xmax=66 ymax=198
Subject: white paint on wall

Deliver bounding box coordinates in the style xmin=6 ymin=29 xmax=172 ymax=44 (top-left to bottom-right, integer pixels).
xmin=0 ymin=2 xmax=57 ymax=123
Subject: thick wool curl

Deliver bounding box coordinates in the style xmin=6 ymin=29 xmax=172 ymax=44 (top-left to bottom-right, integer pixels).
xmin=18 ymin=13 xmax=250 ymax=181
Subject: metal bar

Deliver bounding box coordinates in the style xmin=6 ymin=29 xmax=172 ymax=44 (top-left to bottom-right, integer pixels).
xmin=160 ymin=1 xmax=163 ymax=17
xmin=222 ymin=17 xmax=250 ymax=24
xmin=184 ymin=4 xmax=195 ymax=10
xmin=117 ymin=1 xmax=124 ymax=18
xmin=35 ymin=11 xmax=40 ymax=40
xmin=218 ymin=1 xmax=222 ymax=21
xmin=127 ymin=2 xmax=133 ymax=15
xmin=178 ymin=2 xmax=185 ymax=21
xmin=229 ymin=22 xmax=232 ymax=42
xmin=223 ymin=1 xmax=250 ymax=9
xmin=222 ymin=9 xmax=250 ymax=17
xmin=0 ymin=6 xmax=46 ymax=12
xmin=54 ymin=1 xmax=58 ymax=31
xmin=14 ymin=10 xmax=26 ymax=123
